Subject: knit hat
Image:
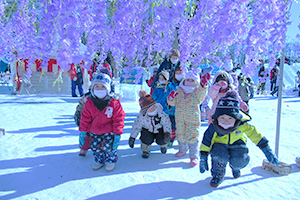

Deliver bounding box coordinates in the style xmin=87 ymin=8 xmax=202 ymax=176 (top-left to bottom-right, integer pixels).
xmin=212 ymin=70 xmax=233 ymax=85
xmin=159 ymin=70 xmax=170 ymax=81
xmin=179 ymin=70 xmax=200 ymax=87
xmin=170 ymin=49 xmax=180 ymax=58
xmin=91 ymin=72 xmax=111 ymax=96
xmin=212 ymin=90 xmax=243 ymax=120
xmin=139 ymin=90 xmax=156 ymax=115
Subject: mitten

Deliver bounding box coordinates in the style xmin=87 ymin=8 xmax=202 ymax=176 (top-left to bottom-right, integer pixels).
xmin=113 ymin=134 xmax=121 ymax=151
xmin=168 ymin=90 xmax=178 ymax=101
xmin=261 ymin=145 xmax=280 ymax=165
xmin=240 ymin=101 xmax=249 ymax=112
xmin=79 ymin=131 xmax=87 ymax=147
xmin=129 ymin=137 xmax=135 ymax=148
xmin=199 ymin=154 xmax=208 ymax=173
xmin=200 ymin=73 xmax=211 ymax=87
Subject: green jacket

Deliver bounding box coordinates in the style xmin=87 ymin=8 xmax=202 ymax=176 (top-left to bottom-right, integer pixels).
xmin=200 ymin=112 xmax=268 ymax=155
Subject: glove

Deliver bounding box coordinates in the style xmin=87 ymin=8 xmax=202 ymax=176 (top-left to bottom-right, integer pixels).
xmin=261 ymin=145 xmax=280 ymax=165
xmin=168 ymin=90 xmax=178 ymax=101
xmin=218 ymin=80 xmax=228 ymax=89
xmin=129 ymin=137 xmax=135 ymax=148
xmin=79 ymin=131 xmax=87 ymax=147
xmin=240 ymin=101 xmax=249 ymax=112
xmin=200 ymin=73 xmax=211 ymax=87
xmin=113 ymin=134 xmax=121 ymax=151
xmin=199 ymin=154 xmax=208 ymax=173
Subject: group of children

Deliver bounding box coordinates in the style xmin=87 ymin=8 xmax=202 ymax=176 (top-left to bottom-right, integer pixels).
xmin=74 ymin=53 xmax=280 ymax=188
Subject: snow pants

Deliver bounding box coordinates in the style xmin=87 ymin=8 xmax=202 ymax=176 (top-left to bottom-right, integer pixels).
xmin=90 ymin=133 xmax=119 ymax=164
xmin=178 ymin=141 xmax=199 ymax=159
xmin=257 ymin=82 xmax=266 ymax=95
xmin=210 ymin=143 xmax=250 ymax=178
xmin=140 ymin=128 xmax=170 ymax=153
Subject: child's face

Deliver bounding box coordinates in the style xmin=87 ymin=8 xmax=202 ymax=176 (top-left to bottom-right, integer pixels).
xmin=184 ymin=79 xmax=195 ymax=86
xmin=217 ymin=114 xmax=236 ymax=125
xmin=147 ymin=104 xmax=157 ymax=112
xmin=175 ymin=70 xmax=182 ymax=75
xmin=94 ymin=83 xmax=106 ymax=90
xmin=158 ymin=75 xmax=166 ymax=82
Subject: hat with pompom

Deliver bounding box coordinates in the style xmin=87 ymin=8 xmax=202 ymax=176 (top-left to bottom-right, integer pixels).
xmin=139 ymin=90 xmax=156 ymax=115
xmin=179 ymin=70 xmax=200 ymax=87
xmin=212 ymin=90 xmax=243 ymax=120
xmin=91 ymin=72 xmax=112 ymax=96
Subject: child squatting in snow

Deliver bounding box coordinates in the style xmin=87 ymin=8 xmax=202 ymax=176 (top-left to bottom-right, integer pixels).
xmin=199 ymin=90 xmax=279 ymax=187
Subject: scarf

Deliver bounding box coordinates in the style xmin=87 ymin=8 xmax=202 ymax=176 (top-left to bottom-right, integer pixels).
xmin=90 ymin=95 xmax=112 ymax=111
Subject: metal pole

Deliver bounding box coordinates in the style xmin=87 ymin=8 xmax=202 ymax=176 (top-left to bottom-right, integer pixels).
xmin=275 ymin=48 xmax=285 ymax=157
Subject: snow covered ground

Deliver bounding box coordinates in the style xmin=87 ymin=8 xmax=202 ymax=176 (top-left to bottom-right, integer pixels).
xmin=0 ymin=90 xmax=299 ymax=200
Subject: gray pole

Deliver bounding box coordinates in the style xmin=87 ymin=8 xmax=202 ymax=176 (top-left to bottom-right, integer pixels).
xmin=275 ymin=49 xmax=285 ymax=157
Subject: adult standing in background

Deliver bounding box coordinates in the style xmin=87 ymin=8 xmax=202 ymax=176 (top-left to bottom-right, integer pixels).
xmin=270 ymin=65 xmax=279 ymax=92
xmin=151 ymin=49 xmax=181 ymax=88
xmin=69 ymin=63 xmax=84 ymax=97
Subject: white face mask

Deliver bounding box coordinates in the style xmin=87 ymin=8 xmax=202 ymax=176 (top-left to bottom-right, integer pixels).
xmin=181 ymin=85 xmax=195 ymax=94
xmin=171 ymin=57 xmax=179 ymax=64
xmin=159 ymin=80 xmax=166 ymax=85
xmin=147 ymin=108 xmax=158 ymax=116
xmin=218 ymin=122 xmax=235 ymax=129
xmin=175 ymin=74 xmax=183 ymax=81
xmin=94 ymin=90 xmax=107 ymax=99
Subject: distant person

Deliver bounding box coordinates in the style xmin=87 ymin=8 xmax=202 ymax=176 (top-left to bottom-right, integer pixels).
xmin=69 ymin=63 xmax=84 ymax=97
xmin=271 ymin=73 xmax=285 ymax=97
xmin=270 ymin=65 xmax=279 ymax=91
xmin=151 ymin=49 xmax=181 ymax=88
xmin=199 ymin=91 xmax=279 ymax=187
xmin=79 ymin=72 xmax=125 ymax=172
xmin=152 ymin=70 xmax=170 ymax=112
xmin=146 ymin=67 xmax=158 ymax=95
xmin=257 ymin=65 xmax=269 ymax=95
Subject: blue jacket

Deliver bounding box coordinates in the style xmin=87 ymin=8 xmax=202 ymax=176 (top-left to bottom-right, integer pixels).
xmin=152 ymin=84 xmax=168 ymax=112
xmin=164 ymin=80 xmax=180 ymax=116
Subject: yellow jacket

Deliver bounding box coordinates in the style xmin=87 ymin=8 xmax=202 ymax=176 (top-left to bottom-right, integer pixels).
xmin=200 ymin=112 xmax=268 ymax=153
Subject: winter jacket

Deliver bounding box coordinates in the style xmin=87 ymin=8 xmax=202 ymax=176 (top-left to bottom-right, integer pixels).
xmin=79 ymin=96 xmax=125 ymax=135
xmin=69 ymin=64 xmax=84 ymax=84
xmin=200 ymin=112 xmax=268 ymax=154
xmin=167 ymin=85 xmax=208 ymax=144
xmin=258 ymin=68 xmax=269 ymax=83
xmin=130 ymin=103 xmax=171 ymax=138
xmin=152 ymin=83 xmax=168 ymax=112
xmin=238 ymin=78 xmax=252 ymax=102
xmin=152 ymin=58 xmax=180 ymax=87
xmin=164 ymin=80 xmax=180 ymax=116
xmin=146 ymin=75 xmax=156 ymax=95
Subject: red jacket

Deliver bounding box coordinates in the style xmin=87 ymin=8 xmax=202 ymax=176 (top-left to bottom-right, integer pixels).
xmin=68 ymin=63 xmax=84 ymax=80
xmin=147 ymin=75 xmax=156 ymax=95
xmin=79 ymin=97 xmax=125 ymax=135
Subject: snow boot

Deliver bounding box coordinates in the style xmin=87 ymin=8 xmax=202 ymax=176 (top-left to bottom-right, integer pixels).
xmin=190 ymin=158 xmax=198 ymax=167
xmin=175 ymin=151 xmax=186 ymax=157
xmin=210 ymin=159 xmax=226 ymax=187
xmin=92 ymin=162 xmax=104 ymax=171
xmin=210 ymin=176 xmax=224 ymax=188
xmin=142 ymin=151 xmax=150 ymax=159
xmin=79 ymin=149 xmax=87 ymax=157
xmin=161 ymin=147 xmax=167 ymax=154
xmin=232 ymin=168 xmax=241 ymax=178
xmin=105 ymin=162 xmax=115 ymax=172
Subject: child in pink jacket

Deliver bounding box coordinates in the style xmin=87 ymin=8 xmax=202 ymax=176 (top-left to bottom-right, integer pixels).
xmin=207 ymin=71 xmax=248 ymax=125
xmin=79 ymin=73 xmax=125 ymax=172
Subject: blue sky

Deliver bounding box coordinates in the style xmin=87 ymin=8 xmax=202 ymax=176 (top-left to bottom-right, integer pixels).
xmin=286 ymin=1 xmax=300 ymax=42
